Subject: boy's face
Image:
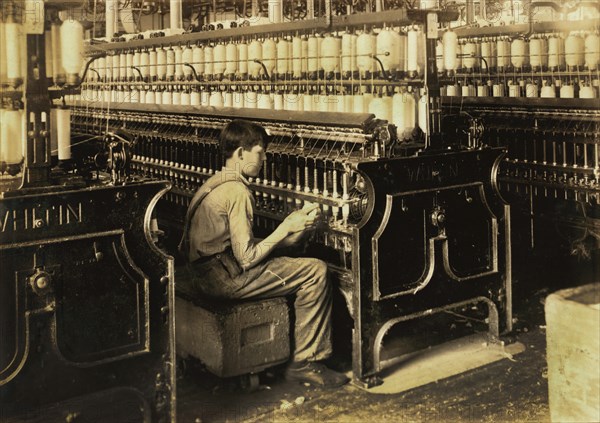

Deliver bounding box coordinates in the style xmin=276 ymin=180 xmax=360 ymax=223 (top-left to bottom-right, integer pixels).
xmin=241 ymin=144 xmax=266 ymax=178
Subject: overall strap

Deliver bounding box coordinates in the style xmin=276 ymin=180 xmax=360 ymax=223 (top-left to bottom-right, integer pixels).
xmin=178 ymin=176 xmax=234 ymax=260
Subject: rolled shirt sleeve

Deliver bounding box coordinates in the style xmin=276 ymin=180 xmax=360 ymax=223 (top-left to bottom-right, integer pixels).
xmin=227 ymin=186 xmax=263 ymax=270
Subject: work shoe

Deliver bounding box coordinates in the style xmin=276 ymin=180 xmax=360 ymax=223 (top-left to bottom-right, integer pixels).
xmin=284 ymin=361 xmax=349 ymax=388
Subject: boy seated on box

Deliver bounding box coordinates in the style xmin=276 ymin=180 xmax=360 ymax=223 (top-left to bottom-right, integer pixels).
xmin=178 ymin=119 xmax=348 ymax=389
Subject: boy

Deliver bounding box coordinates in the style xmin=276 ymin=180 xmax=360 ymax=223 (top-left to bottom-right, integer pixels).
xmin=180 ymin=119 xmax=348 ymax=388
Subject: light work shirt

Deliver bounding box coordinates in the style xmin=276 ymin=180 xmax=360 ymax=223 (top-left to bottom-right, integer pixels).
xmin=188 ymin=167 xmax=260 ymax=270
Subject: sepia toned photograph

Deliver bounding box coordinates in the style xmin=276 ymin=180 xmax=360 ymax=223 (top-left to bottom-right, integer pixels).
xmin=0 ymin=0 xmax=598 ymax=421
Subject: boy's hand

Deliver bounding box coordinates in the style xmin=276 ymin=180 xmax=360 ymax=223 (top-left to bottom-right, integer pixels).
xmin=280 ymin=204 xmax=320 ymax=234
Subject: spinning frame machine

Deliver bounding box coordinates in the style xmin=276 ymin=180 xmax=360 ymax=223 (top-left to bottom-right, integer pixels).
xmin=68 ymin=2 xmax=512 ymax=388
xmin=436 ymin=3 xmax=600 ymax=260
xmin=0 ymin=1 xmax=176 ymax=421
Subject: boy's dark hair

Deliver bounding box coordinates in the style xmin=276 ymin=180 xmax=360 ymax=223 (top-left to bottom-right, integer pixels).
xmin=219 ymin=119 xmax=269 ymax=162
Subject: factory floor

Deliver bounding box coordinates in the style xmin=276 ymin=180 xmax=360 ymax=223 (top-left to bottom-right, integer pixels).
xmin=176 ymin=252 xmax=594 ymax=423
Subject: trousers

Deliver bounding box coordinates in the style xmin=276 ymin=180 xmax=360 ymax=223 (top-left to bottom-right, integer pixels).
xmin=183 ymin=256 xmax=332 ymax=363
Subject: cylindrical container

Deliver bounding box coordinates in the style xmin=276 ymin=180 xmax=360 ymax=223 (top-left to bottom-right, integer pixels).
xmin=203 ymin=45 xmax=214 ymax=78
xmin=307 ymin=35 xmax=320 ymax=75
xmin=406 ymin=28 xmax=420 ymax=73
xmin=248 ymin=40 xmax=263 ymax=78
xmin=192 ymin=44 xmax=204 ymax=78
xmin=548 ymin=36 xmax=565 ymax=69
xmin=173 ymin=45 xmax=183 ymax=79
xmin=357 ymin=32 xmax=375 ymax=76
xmin=540 ymin=83 xmax=556 ymax=98
xmin=565 ymin=34 xmax=584 ymax=67
xmin=579 ymin=84 xmax=596 ymax=98
xmin=529 ymin=38 xmax=547 ymax=69
xmin=0 ymin=109 xmax=24 ymax=164
xmin=246 ymin=91 xmax=258 ymax=108
xmin=292 ymin=36 xmax=303 ymax=78
xmin=526 ymin=83 xmax=538 ymax=97
xmin=257 ymin=92 xmax=273 ymax=109
xmin=182 ymin=45 xmax=194 ymax=78
xmin=213 ymin=43 xmax=226 ymax=77
xmin=377 ymin=28 xmax=401 ymax=76
xmin=497 ymin=39 xmax=511 ymax=69
xmin=462 ymin=41 xmax=478 ymax=70
xmin=321 ymin=35 xmax=340 ymax=76
xmin=166 ymin=46 xmax=176 ymax=79
xmin=493 ymin=84 xmax=505 ymax=97
xmin=209 ymin=91 xmax=223 ymax=107
xmin=238 ymin=41 xmax=248 ymax=76
xmin=341 ymin=32 xmax=358 ymax=77
xmin=56 ymin=108 xmax=71 ymax=160
xmin=584 ymin=33 xmax=599 ymax=70
xmin=276 ymin=38 xmax=289 ymax=76
xmin=262 ymin=38 xmax=277 ymax=76
xmin=60 ymin=20 xmax=84 ymax=85
xmin=156 ymin=47 xmax=167 ymax=79
xmin=560 ymin=84 xmax=575 ymax=98
xmin=508 ymin=84 xmax=521 ymax=97
xmin=510 ymin=38 xmax=528 ymax=68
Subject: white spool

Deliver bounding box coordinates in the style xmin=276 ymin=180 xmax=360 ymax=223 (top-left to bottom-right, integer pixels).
xmin=273 ymin=93 xmax=284 ymax=110
xmin=276 ymin=38 xmax=289 ymax=75
xmin=307 ymin=35 xmax=319 ymax=74
xmin=462 ymin=41 xmax=478 ymax=70
xmin=301 ymin=38 xmax=309 ymax=75
xmin=584 ymin=33 xmax=599 ymax=70
xmin=493 ymin=84 xmax=505 ymax=97
xmin=526 ymin=83 xmax=538 ymax=97
xmin=162 ymin=89 xmax=172 ymax=105
xmin=579 ymin=85 xmax=596 ymax=98
xmin=560 ymin=84 xmax=575 ymax=98
xmin=435 ymin=40 xmax=444 ymax=72
xmin=446 ymin=84 xmax=459 ymax=96
xmin=146 ymin=89 xmax=155 ymax=104
xmin=377 ymin=28 xmax=401 ymax=74
xmin=341 ymin=32 xmax=358 ymax=76
xmin=209 ymin=91 xmax=223 ymax=107
xmin=540 ymin=83 xmax=555 ymax=98
xmin=303 ymin=94 xmax=313 ymax=112
xmin=357 ymin=32 xmax=375 ymax=75
xmin=130 ymin=89 xmax=139 ymax=103
xmin=200 ymin=90 xmax=210 ymax=106
xmin=510 ymin=38 xmax=528 ymax=68
xmin=182 ymin=45 xmax=193 ymax=78
xmin=166 ymin=47 xmax=176 ymax=79
xmin=1 ymin=109 xmax=24 ymax=164
xmin=529 ymin=38 xmax=546 ymax=68
xmin=192 ymin=45 xmax=204 ymax=77
xmin=119 ymin=51 xmax=127 ymax=79
xmin=204 ymin=45 xmax=214 ymax=78
xmin=496 ymin=39 xmax=510 ymax=69
xmin=319 ymin=35 xmax=336 ymax=75
xmin=225 ymin=42 xmax=238 ymax=77
xmin=246 ymin=91 xmax=258 ymax=108
xmin=477 ymin=85 xmax=489 ymax=97
xmin=213 ymin=44 xmax=226 ymax=76
xmin=248 ymin=40 xmax=263 ymax=78
xmin=156 ymin=47 xmax=167 ymax=79
xmin=238 ymin=42 xmax=248 ymax=76
xmin=481 ymin=40 xmax=496 ymax=70
xmin=548 ymin=36 xmax=565 ymax=68
xmin=181 ymin=90 xmax=191 ymax=105
xmin=173 ymin=45 xmax=183 ymax=80
xmin=56 ymin=108 xmax=71 ymax=160
xmin=565 ymin=34 xmax=584 ymax=67
xmin=407 ymin=28 xmax=422 ymax=74
xmin=191 ymin=90 xmax=200 ymax=105
xmin=50 ymin=23 xmax=66 ymax=83
xmin=127 ymin=50 xmax=134 ymax=80
xmin=508 ymin=84 xmax=521 ymax=97
xmin=105 ymin=0 xmax=117 ymax=38
xmin=170 ymin=0 xmax=183 ymax=30
xmin=292 ymin=36 xmax=303 ymax=78
xmin=60 ymin=20 xmax=84 ymax=84
xmin=393 ymin=91 xmax=416 ymax=139
xmin=172 ymin=89 xmax=181 ymax=105
xmin=140 ymin=49 xmax=149 ymax=78
xmin=262 ymin=38 xmax=277 ymax=76
xmin=257 ymin=92 xmax=273 ymax=109
xmin=233 ymin=91 xmax=245 ymax=108
xmin=223 ymin=92 xmax=233 ymax=107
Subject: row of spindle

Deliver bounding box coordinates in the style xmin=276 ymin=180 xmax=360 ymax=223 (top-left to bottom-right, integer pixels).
xmin=442 ymin=77 xmax=598 ymax=98
xmin=88 ymin=27 xmax=427 ymax=82
xmin=439 ymin=30 xmax=600 ymax=72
